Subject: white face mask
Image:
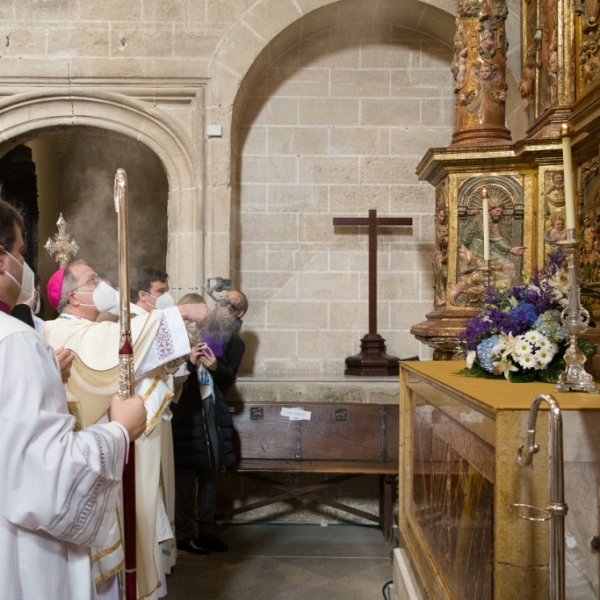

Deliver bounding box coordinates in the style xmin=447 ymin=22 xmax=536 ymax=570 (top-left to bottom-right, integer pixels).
xmin=33 ymin=293 xmax=41 ymax=315
xmin=145 ymin=291 xmax=175 ymax=310
xmin=5 ymin=251 xmax=35 ymax=305
xmin=77 ymin=282 xmax=120 ymax=313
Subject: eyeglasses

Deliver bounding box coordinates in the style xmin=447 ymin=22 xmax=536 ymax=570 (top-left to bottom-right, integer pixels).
xmin=73 ymin=274 xmax=100 ymax=291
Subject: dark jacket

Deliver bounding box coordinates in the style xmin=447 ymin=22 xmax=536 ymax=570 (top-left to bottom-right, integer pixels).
xmin=171 ymin=359 xmax=235 ymax=471
xmin=211 ymin=330 xmax=245 ymax=393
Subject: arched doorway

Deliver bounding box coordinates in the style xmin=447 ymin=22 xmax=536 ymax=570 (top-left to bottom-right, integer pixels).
xmin=23 ymin=127 xmax=169 ymax=310
xmin=0 ymin=90 xmax=204 ymax=297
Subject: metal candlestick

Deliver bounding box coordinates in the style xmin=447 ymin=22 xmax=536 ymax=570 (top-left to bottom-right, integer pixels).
xmin=555 ymin=229 xmax=599 ymax=393
xmin=478 ymin=259 xmax=492 ymax=289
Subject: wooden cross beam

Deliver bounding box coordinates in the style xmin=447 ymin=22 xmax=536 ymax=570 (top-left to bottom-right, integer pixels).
xmin=333 ymin=209 xmax=413 ymax=376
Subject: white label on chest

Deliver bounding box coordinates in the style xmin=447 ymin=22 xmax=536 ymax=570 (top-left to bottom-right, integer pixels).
xmin=281 ymin=407 xmax=312 ymax=421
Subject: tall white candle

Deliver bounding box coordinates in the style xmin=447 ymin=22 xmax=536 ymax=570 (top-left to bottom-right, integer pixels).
xmin=482 ymin=189 xmax=490 ymax=260
xmin=561 ymin=123 xmax=576 ymax=230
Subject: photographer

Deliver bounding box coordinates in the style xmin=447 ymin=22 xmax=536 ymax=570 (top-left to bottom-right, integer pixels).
xmin=203 ymin=290 xmax=247 ymax=393
xmin=171 ymin=294 xmax=236 ymax=554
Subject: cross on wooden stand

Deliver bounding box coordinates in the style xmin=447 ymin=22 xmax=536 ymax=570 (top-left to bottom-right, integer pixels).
xmin=333 ymin=209 xmax=412 ymax=376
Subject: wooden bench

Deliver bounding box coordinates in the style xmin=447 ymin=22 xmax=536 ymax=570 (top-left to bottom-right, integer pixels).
xmin=220 ymin=402 xmax=398 ymax=542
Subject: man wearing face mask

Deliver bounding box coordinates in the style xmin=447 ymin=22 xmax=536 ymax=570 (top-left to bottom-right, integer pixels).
xmin=131 ymin=267 xmax=175 ymax=314
xmin=130 ymin=266 xmax=180 ymax=587
xmin=43 ymin=260 xmax=209 ymax=600
xmin=0 ymin=199 xmax=148 ymax=600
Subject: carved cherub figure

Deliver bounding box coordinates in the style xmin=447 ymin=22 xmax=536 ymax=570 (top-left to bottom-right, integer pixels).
xmin=520 ymin=56 xmax=536 ymax=109
xmin=544 ymin=216 xmax=567 ymax=247
xmin=454 ymin=47 xmax=468 ymax=89
xmin=547 ymin=40 xmax=559 ymax=105
xmin=479 ymin=28 xmax=496 ymax=56
xmin=479 ymin=62 xmax=494 ymax=82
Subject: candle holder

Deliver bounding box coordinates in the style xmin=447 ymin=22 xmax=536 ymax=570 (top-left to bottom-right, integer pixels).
xmin=479 ymin=259 xmax=492 ymax=288
xmin=555 ymin=229 xmax=599 ymax=394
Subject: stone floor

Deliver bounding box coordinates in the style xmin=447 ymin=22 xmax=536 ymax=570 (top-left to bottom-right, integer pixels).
xmin=164 ymin=523 xmax=394 ymax=599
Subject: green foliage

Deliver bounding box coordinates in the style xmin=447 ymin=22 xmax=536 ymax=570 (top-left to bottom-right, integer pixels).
xmin=457 ymin=363 xmax=489 ymax=377
xmin=578 ymin=338 xmax=597 ymax=357
xmin=537 ymin=356 xmax=566 ymax=383
xmin=508 ymin=369 xmax=537 ymax=383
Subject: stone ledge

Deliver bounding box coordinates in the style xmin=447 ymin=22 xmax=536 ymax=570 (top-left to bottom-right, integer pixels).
xmin=228 ymin=373 xmax=400 ymax=404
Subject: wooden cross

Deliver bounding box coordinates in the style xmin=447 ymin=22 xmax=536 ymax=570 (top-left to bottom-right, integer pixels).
xmin=44 ymin=213 xmax=79 ymax=267
xmin=333 ymin=209 xmax=413 ymax=376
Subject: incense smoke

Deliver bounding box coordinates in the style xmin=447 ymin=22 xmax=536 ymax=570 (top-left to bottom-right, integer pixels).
xmin=49 ymin=127 xmax=169 ymax=284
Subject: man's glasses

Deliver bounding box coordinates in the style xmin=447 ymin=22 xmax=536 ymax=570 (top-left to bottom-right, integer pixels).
xmin=73 ymin=274 xmax=100 ymax=291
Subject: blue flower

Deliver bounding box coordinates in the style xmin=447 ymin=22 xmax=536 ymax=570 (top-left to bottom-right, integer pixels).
xmin=477 ymin=335 xmax=500 ymax=373
xmin=534 ymin=310 xmax=568 ymax=343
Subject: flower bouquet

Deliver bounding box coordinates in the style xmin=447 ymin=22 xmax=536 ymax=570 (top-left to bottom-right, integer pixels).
xmin=456 ymin=249 xmax=597 ymax=383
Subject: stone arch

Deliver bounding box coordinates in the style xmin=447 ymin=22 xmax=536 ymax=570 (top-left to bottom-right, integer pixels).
xmin=0 ymin=89 xmax=204 ymax=291
xmin=213 ymin=0 xmax=458 ymax=91
xmin=227 ymin=0 xmax=461 ymax=267
xmin=227 ymin=0 xmax=457 ymax=129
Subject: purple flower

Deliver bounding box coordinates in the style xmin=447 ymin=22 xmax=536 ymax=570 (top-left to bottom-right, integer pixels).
xmin=508 ymin=303 xmax=538 ymax=334
xmin=457 ymin=314 xmax=493 ymax=352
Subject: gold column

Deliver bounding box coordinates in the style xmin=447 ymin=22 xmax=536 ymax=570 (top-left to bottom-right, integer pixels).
xmin=451 ymin=0 xmax=512 ymax=145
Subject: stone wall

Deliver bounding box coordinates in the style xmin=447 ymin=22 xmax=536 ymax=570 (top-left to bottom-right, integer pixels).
xmin=235 ymin=21 xmax=455 ymax=373
xmin=0 ymin=0 xmax=524 ymax=373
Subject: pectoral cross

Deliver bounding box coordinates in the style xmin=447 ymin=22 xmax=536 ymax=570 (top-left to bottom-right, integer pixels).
xmin=44 ymin=213 xmax=79 ymax=267
xmin=333 ymin=209 xmax=412 ymax=376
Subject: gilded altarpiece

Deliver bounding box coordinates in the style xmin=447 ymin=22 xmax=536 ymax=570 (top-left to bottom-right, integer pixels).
xmin=537 ymin=0 xmax=560 ymax=113
xmin=577 ymin=153 xmax=600 ymax=317
xmin=576 ymin=0 xmax=600 ymax=96
xmin=413 ymin=163 xmax=535 ymax=358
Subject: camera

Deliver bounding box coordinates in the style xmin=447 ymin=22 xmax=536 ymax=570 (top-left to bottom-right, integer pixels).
xmin=206 ymin=277 xmax=236 ymax=315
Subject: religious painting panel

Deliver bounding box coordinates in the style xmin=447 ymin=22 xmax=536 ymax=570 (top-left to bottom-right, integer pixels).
xmin=576 ymin=0 xmax=600 ymax=96
xmin=449 ymin=176 xmax=525 ymax=307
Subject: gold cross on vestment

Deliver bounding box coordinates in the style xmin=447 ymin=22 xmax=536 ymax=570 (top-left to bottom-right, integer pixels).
xmin=44 ymin=213 xmax=79 ymax=267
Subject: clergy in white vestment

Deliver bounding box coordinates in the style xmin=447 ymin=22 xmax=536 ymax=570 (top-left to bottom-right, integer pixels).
xmin=131 ymin=266 xmax=181 ymax=595
xmin=0 ymin=200 xmax=147 ymax=600
xmin=43 ymin=260 xmax=208 ymax=600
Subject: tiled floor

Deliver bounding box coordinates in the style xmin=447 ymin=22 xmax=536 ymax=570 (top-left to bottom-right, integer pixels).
xmin=165 ymin=524 xmax=394 ymax=600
